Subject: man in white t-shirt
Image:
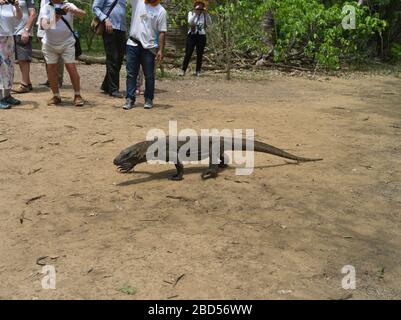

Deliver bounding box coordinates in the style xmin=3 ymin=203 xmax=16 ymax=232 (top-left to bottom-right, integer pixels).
xmin=123 ymin=0 xmax=167 ymax=110
xmin=39 ymin=0 xmax=85 ymax=106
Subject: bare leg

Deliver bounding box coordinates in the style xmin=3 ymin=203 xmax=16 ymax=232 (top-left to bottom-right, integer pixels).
xmin=18 ymin=61 xmax=31 ymax=86
xmin=57 ymin=59 xmax=64 ymax=85
xmin=64 ymin=63 xmax=80 ymax=93
xmin=47 ymin=64 xmax=59 ymax=95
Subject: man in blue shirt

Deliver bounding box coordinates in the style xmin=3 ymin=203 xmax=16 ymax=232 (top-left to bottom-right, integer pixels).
xmin=92 ymin=0 xmax=126 ymax=98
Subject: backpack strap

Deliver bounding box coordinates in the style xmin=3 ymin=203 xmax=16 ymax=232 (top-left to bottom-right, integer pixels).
xmin=60 ymin=16 xmax=75 ymax=35
xmin=105 ymin=0 xmax=119 ymax=20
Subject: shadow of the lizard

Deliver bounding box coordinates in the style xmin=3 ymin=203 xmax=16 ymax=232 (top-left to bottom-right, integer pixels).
xmin=116 ymin=162 xmax=300 ymax=186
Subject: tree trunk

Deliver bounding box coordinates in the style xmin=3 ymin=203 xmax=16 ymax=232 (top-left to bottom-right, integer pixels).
xmin=225 ymin=0 xmax=232 ymax=80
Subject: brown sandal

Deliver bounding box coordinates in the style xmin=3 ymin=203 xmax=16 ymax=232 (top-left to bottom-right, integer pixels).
xmin=12 ymin=83 xmax=32 ymax=94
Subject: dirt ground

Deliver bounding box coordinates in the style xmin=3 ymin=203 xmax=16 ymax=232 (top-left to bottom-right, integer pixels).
xmin=0 ymin=62 xmax=400 ymax=300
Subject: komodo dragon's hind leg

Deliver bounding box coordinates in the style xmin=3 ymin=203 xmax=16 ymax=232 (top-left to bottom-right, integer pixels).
xmin=219 ymin=153 xmax=229 ymax=168
xmin=202 ymin=148 xmax=220 ymax=180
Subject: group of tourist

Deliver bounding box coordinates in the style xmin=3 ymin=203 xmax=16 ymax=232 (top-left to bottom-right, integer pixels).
xmin=0 ymin=0 xmax=211 ymax=110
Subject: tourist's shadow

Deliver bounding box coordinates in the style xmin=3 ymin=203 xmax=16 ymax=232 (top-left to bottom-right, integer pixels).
xmin=155 ymin=88 xmax=168 ymax=94
xmin=57 ymin=99 xmax=97 ymax=109
xmin=14 ymin=101 xmax=39 ymax=110
xmin=110 ymin=103 xmax=174 ymax=110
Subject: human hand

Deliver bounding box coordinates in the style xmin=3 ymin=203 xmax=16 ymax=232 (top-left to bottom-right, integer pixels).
xmin=62 ymin=4 xmax=72 ymax=13
xmin=21 ymin=30 xmax=29 ymax=43
xmin=105 ymin=18 xmax=113 ymax=34
xmin=155 ymin=50 xmax=164 ymax=63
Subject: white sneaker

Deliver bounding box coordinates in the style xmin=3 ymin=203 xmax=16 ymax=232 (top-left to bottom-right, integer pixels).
xmin=123 ymin=98 xmax=135 ymax=110
xmin=144 ymin=99 xmax=153 ymax=109
xmin=179 ymin=70 xmax=186 ymax=76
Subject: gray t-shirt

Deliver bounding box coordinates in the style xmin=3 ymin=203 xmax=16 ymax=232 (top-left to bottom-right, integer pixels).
xmin=0 ymin=4 xmax=17 ymax=36
xmin=15 ymin=0 xmax=36 ymax=36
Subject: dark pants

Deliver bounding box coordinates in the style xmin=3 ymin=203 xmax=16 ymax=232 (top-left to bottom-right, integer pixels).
xmin=101 ymin=30 xmax=126 ymax=93
xmin=182 ymin=34 xmax=206 ymax=72
xmin=126 ymin=43 xmax=156 ymax=101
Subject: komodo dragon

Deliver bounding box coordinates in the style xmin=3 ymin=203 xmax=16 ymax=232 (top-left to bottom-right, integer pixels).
xmin=113 ymin=136 xmax=322 ymax=181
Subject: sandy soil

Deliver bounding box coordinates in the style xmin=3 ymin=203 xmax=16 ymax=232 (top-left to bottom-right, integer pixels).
xmin=0 ymin=62 xmax=400 ymax=300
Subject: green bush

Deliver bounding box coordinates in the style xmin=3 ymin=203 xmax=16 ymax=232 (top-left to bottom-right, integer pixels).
xmin=51 ymin=0 xmax=400 ymax=68
xmin=271 ymin=0 xmax=388 ymax=69
xmin=169 ymin=0 xmax=395 ymax=70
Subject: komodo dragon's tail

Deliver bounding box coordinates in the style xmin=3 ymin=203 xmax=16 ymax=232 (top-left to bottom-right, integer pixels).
xmin=239 ymin=139 xmax=323 ymax=162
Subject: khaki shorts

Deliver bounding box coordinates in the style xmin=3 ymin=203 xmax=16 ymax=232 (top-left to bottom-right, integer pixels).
xmin=42 ymin=42 xmax=75 ymax=65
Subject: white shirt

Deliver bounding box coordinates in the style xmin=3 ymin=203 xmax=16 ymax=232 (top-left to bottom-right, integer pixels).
xmin=0 ymin=5 xmax=17 ymax=36
xmin=15 ymin=0 xmax=36 ymax=36
xmin=188 ymin=10 xmax=211 ymax=35
xmin=127 ymin=0 xmax=167 ymax=49
xmin=39 ymin=2 xmax=78 ymax=48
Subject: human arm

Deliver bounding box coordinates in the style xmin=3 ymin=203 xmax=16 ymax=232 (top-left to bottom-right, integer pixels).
xmin=205 ymin=12 xmax=212 ymax=26
xmin=92 ymin=0 xmax=113 ymax=32
xmin=92 ymin=0 xmax=107 ymax=21
xmin=12 ymin=0 xmax=23 ymax=20
xmin=156 ymin=31 xmax=165 ymax=63
xmin=21 ymin=2 xmax=37 ymax=43
xmin=63 ymin=3 xmax=86 ymax=19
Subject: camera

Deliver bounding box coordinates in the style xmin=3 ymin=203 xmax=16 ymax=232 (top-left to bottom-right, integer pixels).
xmin=55 ymin=7 xmax=67 ymax=15
xmin=6 ymin=0 xmax=16 ymax=5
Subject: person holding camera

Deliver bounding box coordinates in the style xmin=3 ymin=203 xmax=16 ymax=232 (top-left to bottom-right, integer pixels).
xmin=12 ymin=0 xmax=36 ymax=94
xmin=37 ymin=0 xmax=64 ymax=89
xmin=180 ymin=0 xmax=211 ymax=77
xmin=39 ymin=0 xmax=86 ymax=106
xmin=93 ymin=0 xmax=127 ymax=98
xmin=0 ymin=0 xmax=23 ymax=109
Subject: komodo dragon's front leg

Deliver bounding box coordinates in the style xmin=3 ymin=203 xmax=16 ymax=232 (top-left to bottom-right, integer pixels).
xmin=169 ymin=152 xmax=184 ymax=181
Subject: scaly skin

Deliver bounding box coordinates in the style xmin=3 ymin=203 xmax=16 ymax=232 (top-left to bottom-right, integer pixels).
xmin=113 ymin=136 xmax=323 ymax=181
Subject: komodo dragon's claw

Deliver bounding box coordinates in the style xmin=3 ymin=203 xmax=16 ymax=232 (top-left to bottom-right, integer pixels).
xmin=169 ymin=174 xmax=183 ymax=181
xmin=201 ymin=169 xmax=218 ymax=180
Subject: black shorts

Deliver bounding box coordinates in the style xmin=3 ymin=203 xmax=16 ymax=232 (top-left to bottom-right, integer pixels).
xmin=14 ymin=35 xmax=33 ymax=62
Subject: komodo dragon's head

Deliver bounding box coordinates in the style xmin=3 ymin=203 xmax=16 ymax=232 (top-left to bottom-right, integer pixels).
xmin=113 ymin=141 xmax=149 ymax=173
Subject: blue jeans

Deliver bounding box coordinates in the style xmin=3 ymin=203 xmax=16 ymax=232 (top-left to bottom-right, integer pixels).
xmin=126 ymin=44 xmax=156 ymax=101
